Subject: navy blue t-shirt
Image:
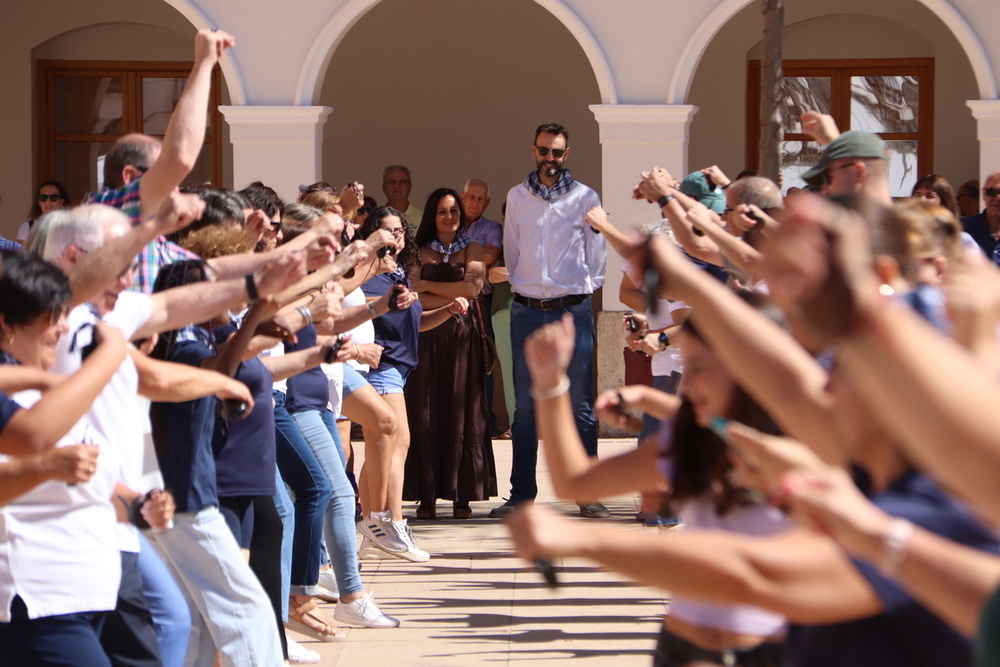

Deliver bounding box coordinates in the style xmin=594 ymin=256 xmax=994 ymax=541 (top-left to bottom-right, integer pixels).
xmin=787 ymin=469 xmax=1000 ymax=667
xmin=0 ymin=391 xmax=21 ymax=433
xmin=361 ymin=272 xmax=423 ymax=374
xmin=283 ymin=323 xmax=328 ymax=414
xmin=150 ymin=334 xmax=219 ymax=514
xmin=212 ymin=325 xmax=276 ymax=497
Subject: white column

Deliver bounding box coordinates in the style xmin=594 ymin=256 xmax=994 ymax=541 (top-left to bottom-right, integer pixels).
xmin=589 ymin=104 xmax=699 ymax=311
xmin=220 ymin=106 xmax=332 ymax=203
xmin=968 ymin=100 xmax=1000 ymax=183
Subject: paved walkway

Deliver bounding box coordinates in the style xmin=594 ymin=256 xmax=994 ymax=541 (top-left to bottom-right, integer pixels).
xmin=291 ymin=438 xmax=667 ymax=665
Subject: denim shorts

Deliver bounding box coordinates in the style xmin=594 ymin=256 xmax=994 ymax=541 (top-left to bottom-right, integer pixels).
xmin=342 ymin=364 xmax=369 ymax=399
xmin=366 ymin=365 xmax=408 ymax=395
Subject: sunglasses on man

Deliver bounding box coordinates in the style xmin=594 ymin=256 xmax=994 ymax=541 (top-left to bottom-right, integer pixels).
xmin=534 ymin=146 xmax=566 ymax=159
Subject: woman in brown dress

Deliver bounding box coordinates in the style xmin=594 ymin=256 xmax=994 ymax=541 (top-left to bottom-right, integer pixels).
xmin=403 ymin=188 xmax=497 ymax=518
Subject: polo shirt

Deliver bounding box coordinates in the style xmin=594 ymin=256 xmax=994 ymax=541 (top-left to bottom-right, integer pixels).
xmin=149 ymin=331 xmax=219 ymax=514
xmin=212 ymin=325 xmax=276 ymax=497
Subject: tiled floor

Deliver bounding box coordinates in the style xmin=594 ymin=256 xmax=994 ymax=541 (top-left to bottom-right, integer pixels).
xmin=289 ymin=438 xmax=667 ymax=665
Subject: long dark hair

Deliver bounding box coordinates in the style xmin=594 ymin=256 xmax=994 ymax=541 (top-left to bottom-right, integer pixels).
xmin=912 ymin=173 xmax=959 ymax=219
xmin=358 ymin=206 xmax=419 ymax=270
xmin=28 ymin=180 xmax=70 ymax=222
xmin=149 ymin=260 xmax=210 ymax=362
xmin=415 ymin=188 xmax=468 ymax=248
xmin=666 ymin=291 xmax=784 ymax=515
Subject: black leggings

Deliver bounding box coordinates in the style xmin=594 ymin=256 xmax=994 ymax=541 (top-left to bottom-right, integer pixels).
xmin=219 ymin=495 xmax=287 ymax=660
xmin=651 ymin=626 xmax=783 ymax=667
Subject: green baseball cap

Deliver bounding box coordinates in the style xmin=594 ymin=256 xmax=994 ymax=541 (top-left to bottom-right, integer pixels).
xmin=801 ymin=131 xmax=888 ymax=187
xmin=679 ymin=171 xmax=726 ymax=214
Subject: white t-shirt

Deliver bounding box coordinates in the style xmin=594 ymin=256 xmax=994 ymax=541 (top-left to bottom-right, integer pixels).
xmin=16 ymin=221 xmax=31 ymax=244
xmin=622 ymin=260 xmax=686 ymax=377
xmin=342 ymin=287 xmax=374 ymax=373
xmin=52 ymin=293 xmax=154 ymax=553
xmin=261 ymin=341 xmax=287 ymax=394
xmin=0 ymin=395 xmax=121 ymax=620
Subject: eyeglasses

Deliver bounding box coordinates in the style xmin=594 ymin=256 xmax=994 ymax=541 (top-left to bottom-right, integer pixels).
xmin=534 ymin=146 xmax=566 ymax=158
xmin=269 ymin=221 xmax=282 ymax=229
xmin=380 ymin=227 xmax=405 ymax=237
xmin=358 ymin=207 xmax=374 ymax=216
xmin=985 ymin=188 xmax=1000 ymax=199
xmin=818 ymin=161 xmax=859 ymax=186
xmin=37 ymin=194 xmax=62 ymax=202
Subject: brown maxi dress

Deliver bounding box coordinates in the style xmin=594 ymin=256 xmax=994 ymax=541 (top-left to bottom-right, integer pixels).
xmin=403 ymin=261 xmax=497 ymax=506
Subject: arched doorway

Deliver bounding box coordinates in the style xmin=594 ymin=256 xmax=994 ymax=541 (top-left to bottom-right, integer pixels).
xmin=681 ymin=0 xmax=985 ymax=191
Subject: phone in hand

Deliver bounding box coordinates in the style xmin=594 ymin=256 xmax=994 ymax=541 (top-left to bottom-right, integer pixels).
xmin=324 ymin=334 xmax=346 ymax=364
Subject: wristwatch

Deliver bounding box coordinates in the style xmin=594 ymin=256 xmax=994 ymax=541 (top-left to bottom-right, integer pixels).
xmin=658 ymin=331 xmax=670 ymax=351
xmin=657 ymin=194 xmax=675 ymax=209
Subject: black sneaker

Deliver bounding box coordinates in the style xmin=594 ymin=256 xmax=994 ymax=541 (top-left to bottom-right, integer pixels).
xmin=488 ymin=498 xmax=522 ymax=518
xmin=578 ymin=503 xmax=610 ymax=519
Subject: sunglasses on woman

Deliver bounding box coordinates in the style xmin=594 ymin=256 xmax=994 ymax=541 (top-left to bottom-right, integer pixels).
xmin=37 ymin=194 xmax=62 ymax=202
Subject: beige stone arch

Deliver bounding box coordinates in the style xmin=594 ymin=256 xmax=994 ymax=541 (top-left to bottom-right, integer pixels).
xmin=155 ymin=0 xmax=245 ymax=104
xmin=668 ymin=0 xmax=997 ymax=104
xmin=293 ymin=0 xmax=617 ymax=106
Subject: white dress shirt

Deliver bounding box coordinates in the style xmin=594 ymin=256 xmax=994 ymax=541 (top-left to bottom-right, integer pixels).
xmin=504 ymin=178 xmax=606 ymax=299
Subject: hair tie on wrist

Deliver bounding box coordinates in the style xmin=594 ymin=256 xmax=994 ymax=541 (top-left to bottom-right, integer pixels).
xmin=530 ymin=376 xmax=570 ymax=401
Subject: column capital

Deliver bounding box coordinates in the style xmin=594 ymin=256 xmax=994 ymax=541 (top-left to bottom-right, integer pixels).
xmin=220 ymin=105 xmax=332 ymax=143
xmin=589 ymin=104 xmax=698 ymax=144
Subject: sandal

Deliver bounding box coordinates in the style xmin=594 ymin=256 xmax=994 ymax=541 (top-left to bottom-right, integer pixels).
xmin=285 ymin=596 xmax=346 ymax=642
xmin=453 ymin=502 xmax=472 ymax=519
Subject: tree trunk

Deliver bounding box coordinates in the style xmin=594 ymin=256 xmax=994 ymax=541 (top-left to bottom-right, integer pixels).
xmin=758 ymin=0 xmax=784 ymax=183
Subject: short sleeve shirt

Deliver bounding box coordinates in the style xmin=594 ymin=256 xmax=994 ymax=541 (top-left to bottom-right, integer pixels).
xmin=149 ymin=330 xmax=219 ymax=514
xmin=361 ymin=272 xmax=423 ymax=374
xmin=212 ymin=325 xmax=277 ymax=497
xmin=787 ymin=469 xmax=1000 ymax=667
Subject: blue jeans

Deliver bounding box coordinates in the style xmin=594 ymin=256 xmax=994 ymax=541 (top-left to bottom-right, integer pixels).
xmin=273 ymin=391 xmax=332 ymax=594
xmin=137 ymin=533 xmax=190 ymax=667
xmin=509 ymin=297 xmax=598 ymax=501
xmin=147 ymin=506 xmax=283 ymax=667
xmin=290 ymin=409 xmax=363 ymax=597
xmin=273 ymin=468 xmax=294 ymax=620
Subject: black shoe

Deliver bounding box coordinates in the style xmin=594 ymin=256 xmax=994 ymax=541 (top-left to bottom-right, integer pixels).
xmin=578 ymin=503 xmax=610 ymax=519
xmin=488 ymin=498 xmax=522 ymax=518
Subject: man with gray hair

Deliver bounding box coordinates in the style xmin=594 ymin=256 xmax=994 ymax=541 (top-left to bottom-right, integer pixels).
xmin=382 ymin=164 xmax=422 ymax=231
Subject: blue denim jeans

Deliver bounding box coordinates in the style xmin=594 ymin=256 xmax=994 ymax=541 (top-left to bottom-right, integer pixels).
xmin=137 ymin=532 xmax=190 ymax=667
xmin=272 ymin=468 xmax=294 ymax=620
xmin=509 ymin=297 xmax=598 ymax=501
xmin=273 ymin=391 xmax=332 ymax=595
xmin=290 ymin=409 xmax=363 ymax=597
xmin=146 ymin=506 xmax=282 ymax=667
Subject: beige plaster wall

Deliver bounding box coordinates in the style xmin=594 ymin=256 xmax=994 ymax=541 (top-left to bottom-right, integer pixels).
xmin=688 ymin=3 xmax=981 ymax=190
xmin=318 ymin=0 xmax=603 ymax=213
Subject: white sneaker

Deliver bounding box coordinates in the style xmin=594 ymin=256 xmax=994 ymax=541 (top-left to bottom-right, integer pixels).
xmin=286 ymin=636 xmax=320 ymax=664
xmin=358 ymin=536 xmax=384 ymax=560
xmin=388 ymin=519 xmax=430 ymax=562
xmin=315 ymin=567 xmax=339 ymax=603
xmin=334 ymin=592 xmax=400 ymax=628
xmin=357 ymin=511 xmax=407 ymax=553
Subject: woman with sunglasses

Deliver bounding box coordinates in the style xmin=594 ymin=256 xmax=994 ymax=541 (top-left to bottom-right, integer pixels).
xmin=18 ymin=181 xmax=69 ymax=246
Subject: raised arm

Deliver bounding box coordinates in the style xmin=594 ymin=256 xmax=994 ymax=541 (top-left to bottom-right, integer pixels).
xmin=642 ymin=234 xmax=843 ymax=465
xmin=140 ymin=29 xmax=234 ymax=220
xmin=524 ymin=315 xmax=668 ymax=500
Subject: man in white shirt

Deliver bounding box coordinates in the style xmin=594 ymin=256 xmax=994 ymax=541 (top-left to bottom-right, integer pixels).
xmin=490 ymin=123 xmax=608 ymax=519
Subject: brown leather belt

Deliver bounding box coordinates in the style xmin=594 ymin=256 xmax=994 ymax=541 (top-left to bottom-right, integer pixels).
xmin=513 ymin=293 xmax=588 ymax=311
